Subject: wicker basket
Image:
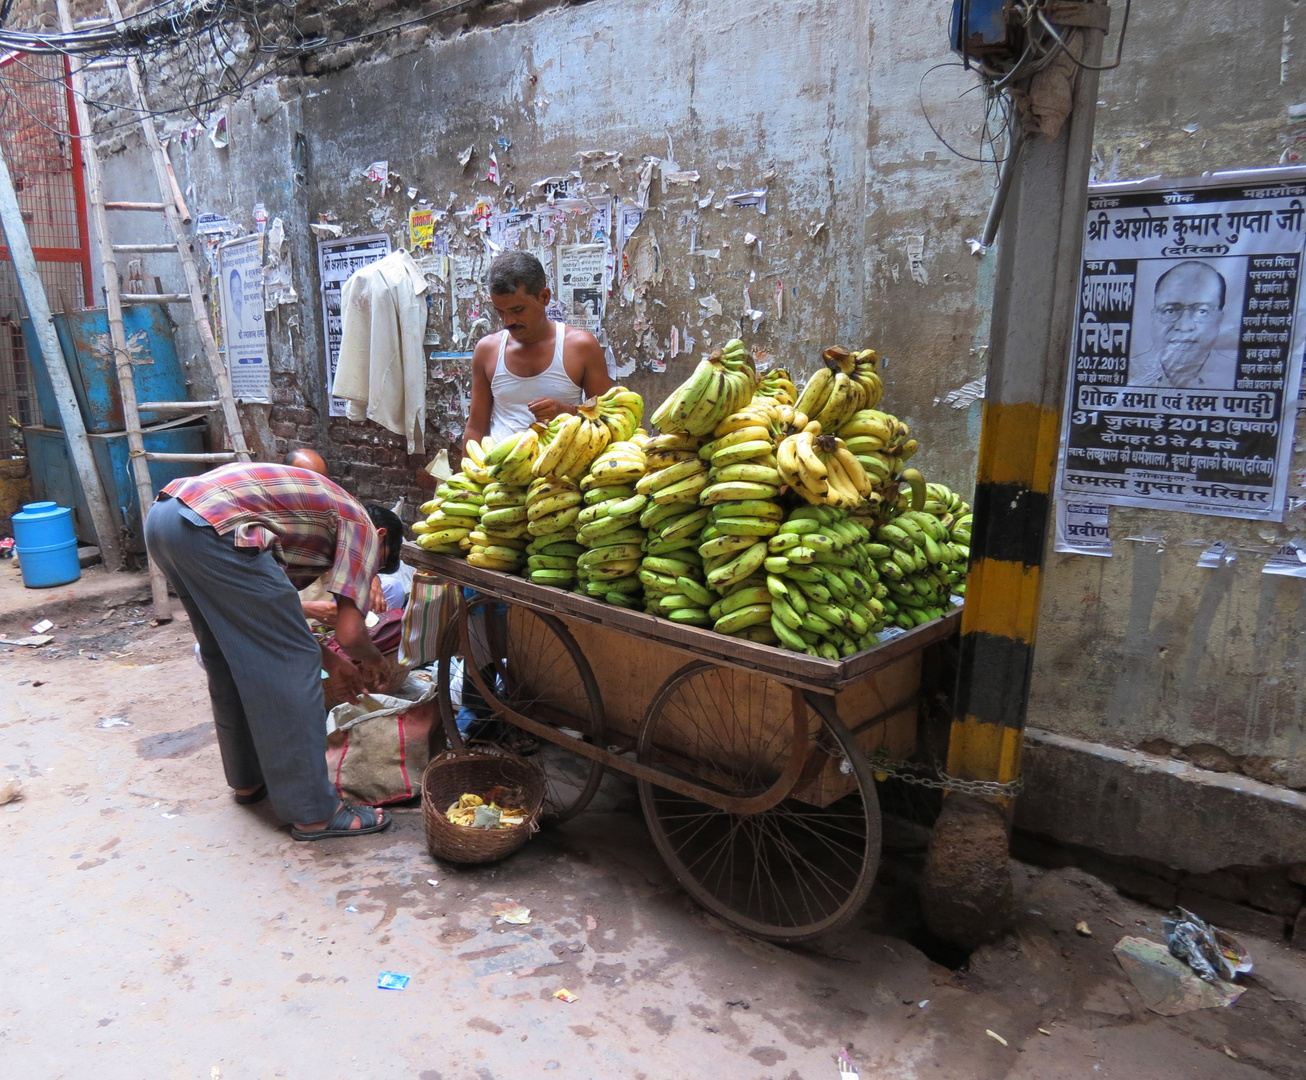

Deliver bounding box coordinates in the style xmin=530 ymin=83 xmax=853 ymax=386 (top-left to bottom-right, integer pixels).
xmin=421 ymin=745 xmax=546 ymax=864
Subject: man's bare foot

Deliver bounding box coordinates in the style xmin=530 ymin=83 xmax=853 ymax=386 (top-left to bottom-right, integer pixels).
xmin=233 ymin=785 xmax=261 ymax=798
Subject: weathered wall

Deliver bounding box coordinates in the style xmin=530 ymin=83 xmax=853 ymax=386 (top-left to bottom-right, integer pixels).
xmin=1030 ymin=0 xmax=1306 ymax=797
xmin=137 ymin=0 xmax=991 ymax=506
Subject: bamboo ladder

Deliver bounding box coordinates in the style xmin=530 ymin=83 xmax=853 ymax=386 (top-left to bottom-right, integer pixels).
xmin=55 ymin=0 xmax=252 ymax=621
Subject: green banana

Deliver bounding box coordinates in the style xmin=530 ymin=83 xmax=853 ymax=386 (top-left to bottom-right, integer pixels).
xmin=677 ymin=577 xmax=714 ymax=607
xmin=705 ymin=541 xmax=769 ymax=590
xmin=714 ymin=603 xmax=773 ymax=635
xmin=713 ymin=517 xmax=780 ymax=537
xmin=770 ymin=614 xmax=809 ymax=651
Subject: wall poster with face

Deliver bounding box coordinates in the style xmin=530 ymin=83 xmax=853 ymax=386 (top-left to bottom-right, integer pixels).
xmin=1056 ymin=169 xmax=1306 ymax=521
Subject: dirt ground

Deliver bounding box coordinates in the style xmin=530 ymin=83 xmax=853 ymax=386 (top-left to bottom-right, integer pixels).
xmin=2 ymin=566 xmax=1305 ymax=1079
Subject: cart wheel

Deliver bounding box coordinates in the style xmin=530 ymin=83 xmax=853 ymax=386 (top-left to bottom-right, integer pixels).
xmin=637 ymin=663 xmax=881 ymax=942
xmin=446 ymin=599 xmax=606 ymax=826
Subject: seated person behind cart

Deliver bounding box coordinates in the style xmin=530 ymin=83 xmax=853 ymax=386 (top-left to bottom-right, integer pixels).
xmin=461 ymin=251 xmax=611 ymax=447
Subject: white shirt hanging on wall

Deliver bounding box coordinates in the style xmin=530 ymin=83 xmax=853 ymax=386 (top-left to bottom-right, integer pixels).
xmin=332 ymin=249 xmax=429 ymax=453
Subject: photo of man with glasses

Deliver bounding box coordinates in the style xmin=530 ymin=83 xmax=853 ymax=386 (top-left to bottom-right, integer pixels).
xmin=1128 ymin=260 xmax=1239 ymax=389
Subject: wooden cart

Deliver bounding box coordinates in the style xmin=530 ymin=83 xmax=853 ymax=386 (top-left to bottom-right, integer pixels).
xmin=402 ymin=542 xmax=961 ymax=943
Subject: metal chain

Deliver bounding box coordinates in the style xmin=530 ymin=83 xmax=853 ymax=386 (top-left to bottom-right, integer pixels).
xmin=867 ymin=756 xmax=1025 ymax=798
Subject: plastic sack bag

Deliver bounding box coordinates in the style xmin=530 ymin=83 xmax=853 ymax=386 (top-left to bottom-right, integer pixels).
xmin=397 ymin=573 xmax=460 ymax=669
xmin=324 ymin=677 xmax=438 ymax=806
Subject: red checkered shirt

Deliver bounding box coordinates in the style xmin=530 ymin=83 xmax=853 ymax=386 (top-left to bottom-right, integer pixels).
xmin=161 ymin=463 xmax=380 ymax=604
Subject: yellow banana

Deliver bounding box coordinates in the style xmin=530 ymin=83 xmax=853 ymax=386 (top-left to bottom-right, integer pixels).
xmin=795 ymin=365 xmax=834 ymax=417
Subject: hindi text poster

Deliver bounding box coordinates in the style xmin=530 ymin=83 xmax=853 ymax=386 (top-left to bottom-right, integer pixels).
xmin=217 ymin=234 xmax=269 ymax=402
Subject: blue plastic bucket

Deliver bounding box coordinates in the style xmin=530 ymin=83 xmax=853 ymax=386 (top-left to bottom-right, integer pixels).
xmin=13 ymin=501 xmax=81 ymax=588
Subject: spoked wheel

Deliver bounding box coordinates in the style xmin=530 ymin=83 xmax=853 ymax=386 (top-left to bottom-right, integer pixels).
xmin=637 ymin=662 xmax=881 ymax=942
xmin=443 ymin=599 xmax=605 ymax=825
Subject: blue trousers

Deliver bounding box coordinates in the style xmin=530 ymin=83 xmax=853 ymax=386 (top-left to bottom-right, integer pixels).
xmin=144 ymin=497 xmax=338 ymax=824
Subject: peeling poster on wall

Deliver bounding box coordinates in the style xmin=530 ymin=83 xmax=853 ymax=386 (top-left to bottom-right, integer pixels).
xmin=317 ymin=233 xmax=391 ymax=417
xmin=217 ymin=234 xmax=269 ymax=402
xmin=556 ymin=243 xmax=607 ymax=332
xmin=1054 ymin=500 xmax=1113 ymax=557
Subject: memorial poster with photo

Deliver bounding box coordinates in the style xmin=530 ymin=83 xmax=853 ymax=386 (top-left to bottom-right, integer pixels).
xmin=217 ymin=234 xmax=269 ymax=402
xmin=1056 ymin=170 xmax=1306 ymax=521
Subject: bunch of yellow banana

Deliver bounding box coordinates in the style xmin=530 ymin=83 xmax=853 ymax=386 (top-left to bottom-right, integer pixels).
xmin=837 ymin=409 xmax=917 ymax=499
xmin=755 ymin=367 xmax=798 ymax=406
xmin=485 ymin=428 xmax=540 ymax=487
xmin=633 ymin=432 xmax=711 ymax=623
xmin=460 ymin=436 xmax=495 ymax=485
xmin=851 ymin=349 xmax=884 ymax=409
xmin=777 ymin=430 xmax=872 ymax=509
xmin=595 ymin=386 xmax=644 ymax=443
xmin=412 ymin=472 xmax=486 ymax=554
xmin=572 ymin=439 xmax=650 ymax=607
xmin=649 ymin=339 xmax=756 ymax=435
xmin=794 ymin=347 xmax=871 ymax=433
xmin=521 ymin=476 xmax=584 ymax=587
xmin=866 ymin=502 xmax=964 ymax=630
xmin=531 ymin=399 xmax=613 ymax=482
xmin=468 ymin=481 xmax=531 ymax=572
xmin=764 ymin=505 xmax=885 ymax=657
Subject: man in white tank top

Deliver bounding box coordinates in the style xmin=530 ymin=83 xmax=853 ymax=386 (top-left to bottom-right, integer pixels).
xmin=462 ymin=252 xmax=611 ymax=447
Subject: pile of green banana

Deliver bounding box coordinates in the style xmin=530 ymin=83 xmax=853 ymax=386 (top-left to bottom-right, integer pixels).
xmin=869 ymin=507 xmax=966 ymax=630
xmin=469 ymin=482 xmax=532 ymax=571
xmin=520 ymin=476 xmax=584 ymax=588
xmin=412 ymin=466 xmax=486 ymax=554
xmin=764 ymin=506 xmax=885 ymax=658
xmin=794 ymin=346 xmax=884 ymax=433
xmin=649 ymin=339 xmax=757 ymax=436
xmin=636 ymin=433 xmax=713 ymax=624
xmin=923 ymin=482 xmax=971 ymax=597
xmin=574 ymin=439 xmax=650 ymax=606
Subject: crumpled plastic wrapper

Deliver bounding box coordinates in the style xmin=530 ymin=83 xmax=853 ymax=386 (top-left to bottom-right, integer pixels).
xmin=1163 ymin=907 xmax=1253 ymax=983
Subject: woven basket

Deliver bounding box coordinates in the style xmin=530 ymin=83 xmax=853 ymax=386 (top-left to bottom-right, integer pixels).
xmin=421 ymin=745 xmax=545 ymax=864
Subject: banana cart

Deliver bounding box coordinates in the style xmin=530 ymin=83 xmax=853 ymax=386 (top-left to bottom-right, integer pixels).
xmin=403 ymin=542 xmax=960 ymax=943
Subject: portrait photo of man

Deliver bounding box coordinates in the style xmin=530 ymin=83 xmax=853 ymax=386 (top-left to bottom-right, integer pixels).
xmin=1128 ymin=260 xmax=1239 ymax=389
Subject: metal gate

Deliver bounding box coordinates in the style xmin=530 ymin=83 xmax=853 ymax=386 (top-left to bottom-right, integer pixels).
xmin=0 ymin=51 xmax=94 ymax=456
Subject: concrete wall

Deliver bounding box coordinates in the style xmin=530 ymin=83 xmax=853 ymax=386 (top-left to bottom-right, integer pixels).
xmin=1025 ymin=0 xmax=1306 ymax=871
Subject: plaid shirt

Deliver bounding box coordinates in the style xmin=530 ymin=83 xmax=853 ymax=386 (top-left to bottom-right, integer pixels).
xmin=161 ymin=463 xmax=380 ymax=605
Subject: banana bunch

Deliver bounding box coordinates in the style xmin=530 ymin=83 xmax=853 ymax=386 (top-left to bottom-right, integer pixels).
xmin=520 ymin=476 xmax=584 ymax=588
xmin=484 ymin=428 xmax=540 ymax=486
xmin=838 ymin=409 xmax=918 ymax=501
xmin=531 ymin=400 xmax=612 ymax=482
xmin=777 ymin=430 xmax=872 ymax=509
xmin=595 ymin=387 xmax=645 ymax=443
xmin=764 ymin=506 xmax=884 ymax=658
xmin=755 ymin=367 xmax=798 ymax=406
xmin=635 ymin=432 xmax=712 ymax=623
xmin=794 ymin=346 xmax=880 ymax=433
xmin=649 ymin=338 xmax=756 ymax=435
xmin=573 ymin=440 xmax=649 ymax=607
xmin=460 ymin=436 xmax=495 ymax=485
xmin=469 ymin=481 xmax=531 ymax=572
xmin=868 ymin=507 xmax=965 ymax=630
xmin=412 ymin=471 xmax=486 ymax=553
xmin=919 ymin=482 xmax=971 ymax=598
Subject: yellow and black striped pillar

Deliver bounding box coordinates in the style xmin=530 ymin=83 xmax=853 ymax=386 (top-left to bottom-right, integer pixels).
xmin=947 ymin=401 xmax=1060 ymax=794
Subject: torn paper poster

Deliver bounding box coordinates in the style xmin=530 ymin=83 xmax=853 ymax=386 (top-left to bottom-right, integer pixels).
xmin=725 ymin=188 xmax=767 ymax=214
xmin=809 ymin=221 xmax=826 ymax=239
xmin=578 ymin=149 xmax=622 ymax=169
xmin=744 ymin=232 xmax=758 ymax=247
xmin=1263 ymin=540 xmax=1306 ymax=577
xmin=1055 ymin=501 xmax=1113 ymax=557
xmin=1196 ymin=541 xmax=1237 ymax=568
xmin=262 ymin=217 xmax=298 ymax=310
xmin=697 ymin=190 xmax=715 ymax=209
xmin=906 ymin=235 xmax=928 ymax=285
xmin=745 ymin=308 xmax=765 ymax=333
xmin=588 ymin=196 xmax=613 ymax=245
xmin=409 ymin=206 xmax=435 ymax=249
xmin=458 ymin=144 xmax=474 ymax=169
xmin=451 ymin=252 xmax=487 ymax=300
xmin=365 ymin=160 xmax=389 ymax=186
xmin=625 ymin=232 xmax=662 ymax=290
xmin=663 ymin=169 xmax=700 ymax=186
xmin=407 ymin=185 xmax=418 ymax=200
xmin=486 ymin=153 xmax=500 ymax=186
xmin=939 ymin=376 xmax=985 ymax=409
xmin=252 ymin=202 xmax=268 ymax=236
xmin=557 ymin=243 xmax=607 ymax=332
xmin=670 ymin=326 xmax=679 ymax=358
xmin=698 ymin=294 xmax=722 ymax=319
xmin=775 ymin=280 xmax=784 ymax=319
xmin=636 ymin=157 xmax=658 ymax=209
xmin=318 ymin=233 xmax=391 ymax=417
xmin=209 ymin=113 xmax=229 ymax=149
xmin=217 ymin=233 xmax=269 ymax=402
xmin=531 ymin=174 xmax=580 ymax=200
xmin=309 ymin=221 xmax=343 ymax=239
